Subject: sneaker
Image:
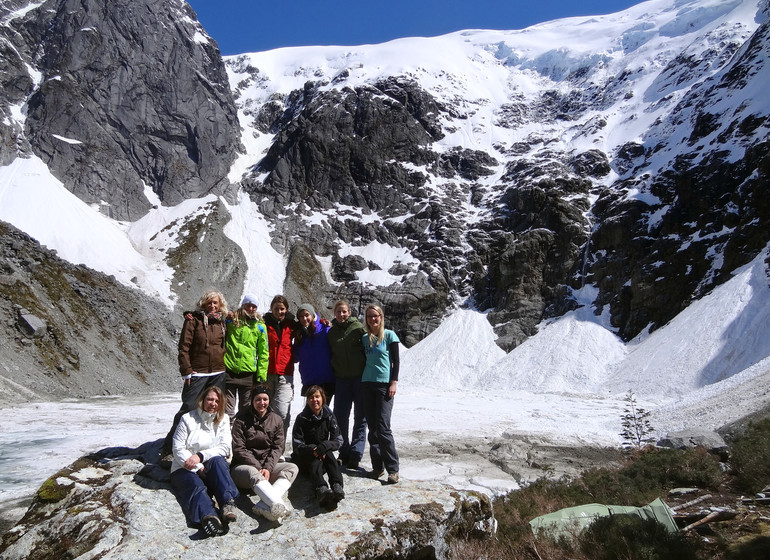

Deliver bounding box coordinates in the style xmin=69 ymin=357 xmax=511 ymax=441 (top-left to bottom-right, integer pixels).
xmin=331 ymin=482 xmax=345 ymax=502
xmin=201 ymin=514 xmax=224 ymax=537
xmin=386 ymin=472 xmax=399 ymax=484
xmin=222 ymin=500 xmax=237 ymax=522
xmin=252 ymin=500 xmax=287 ymax=523
xmin=369 ymin=468 xmax=384 ymax=480
xmin=252 ymin=500 xmax=269 ymax=518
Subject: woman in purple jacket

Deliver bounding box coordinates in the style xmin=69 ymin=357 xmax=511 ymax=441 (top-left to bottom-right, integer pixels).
xmin=293 ymin=303 xmax=336 ymax=402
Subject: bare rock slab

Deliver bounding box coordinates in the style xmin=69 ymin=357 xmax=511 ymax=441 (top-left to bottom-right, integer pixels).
xmin=0 ymin=441 xmax=494 ymax=560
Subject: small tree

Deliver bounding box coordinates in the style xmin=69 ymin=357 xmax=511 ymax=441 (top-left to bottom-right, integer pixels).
xmin=620 ymin=390 xmax=655 ymax=448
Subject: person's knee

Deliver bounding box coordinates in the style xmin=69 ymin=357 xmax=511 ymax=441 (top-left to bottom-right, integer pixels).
xmin=207 ymin=455 xmax=228 ymax=470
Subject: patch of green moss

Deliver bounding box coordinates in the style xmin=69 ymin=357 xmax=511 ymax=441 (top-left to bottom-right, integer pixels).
xmin=36 ymin=477 xmax=72 ymax=503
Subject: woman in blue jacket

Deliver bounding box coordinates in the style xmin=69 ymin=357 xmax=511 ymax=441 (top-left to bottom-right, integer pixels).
xmin=293 ymin=303 xmax=336 ymax=401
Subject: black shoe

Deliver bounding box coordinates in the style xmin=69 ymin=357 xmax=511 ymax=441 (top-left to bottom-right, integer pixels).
xmin=345 ymin=457 xmax=360 ymax=469
xmin=316 ymin=485 xmax=332 ymax=501
xmin=201 ymin=514 xmax=224 ymax=537
xmin=331 ymin=482 xmax=345 ymax=502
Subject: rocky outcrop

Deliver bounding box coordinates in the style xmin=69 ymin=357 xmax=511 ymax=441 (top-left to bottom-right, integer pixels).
xmin=0 ymin=220 xmax=178 ymax=400
xmin=1 ymin=0 xmax=242 ymax=220
xmin=0 ymin=441 xmax=496 ymax=560
xmin=166 ymin=198 xmax=247 ymax=315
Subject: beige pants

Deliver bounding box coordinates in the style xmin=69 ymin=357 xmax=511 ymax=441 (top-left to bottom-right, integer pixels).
xmin=230 ymin=461 xmax=298 ymax=489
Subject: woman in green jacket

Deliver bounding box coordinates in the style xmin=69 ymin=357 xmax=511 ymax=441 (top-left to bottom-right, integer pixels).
xmin=327 ymin=299 xmax=367 ymax=469
xmin=224 ymin=294 xmax=269 ymax=421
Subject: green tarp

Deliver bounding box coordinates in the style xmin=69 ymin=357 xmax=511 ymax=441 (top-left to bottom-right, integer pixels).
xmin=529 ymin=497 xmax=678 ymax=538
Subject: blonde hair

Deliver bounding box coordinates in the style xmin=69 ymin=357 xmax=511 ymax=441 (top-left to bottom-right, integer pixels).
xmin=197 ymin=290 xmax=228 ymax=316
xmin=364 ymin=304 xmax=385 ymax=347
xmin=233 ymin=305 xmax=262 ymax=326
xmin=197 ymin=386 xmax=227 ymax=425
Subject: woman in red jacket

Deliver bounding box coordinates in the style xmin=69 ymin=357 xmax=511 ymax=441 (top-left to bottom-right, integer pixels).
xmin=263 ymin=295 xmax=296 ymax=438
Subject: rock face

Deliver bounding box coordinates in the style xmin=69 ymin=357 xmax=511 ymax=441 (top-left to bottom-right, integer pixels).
xmin=0 ymin=220 xmax=179 ymax=400
xmin=0 ymin=441 xmax=495 ymax=560
xmin=229 ymin=2 xmax=770 ymax=349
xmin=0 ymin=0 xmax=242 ymax=221
xmin=1 ymin=0 xmax=768 ymax=354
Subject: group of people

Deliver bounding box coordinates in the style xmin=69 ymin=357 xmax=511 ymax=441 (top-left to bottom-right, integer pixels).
xmin=162 ymin=290 xmax=402 ymax=537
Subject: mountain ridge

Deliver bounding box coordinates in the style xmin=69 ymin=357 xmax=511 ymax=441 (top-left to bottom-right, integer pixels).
xmin=0 ymin=0 xmax=767 ymax=402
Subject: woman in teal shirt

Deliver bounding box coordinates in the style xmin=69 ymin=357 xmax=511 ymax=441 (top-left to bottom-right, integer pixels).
xmin=361 ymin=304 xmax=400 ymax=484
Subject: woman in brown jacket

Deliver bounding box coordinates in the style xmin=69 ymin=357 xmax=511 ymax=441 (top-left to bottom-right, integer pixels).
xmin=162 ymin=289 xmax=229 ymax=461
xmin=230 ymin=386 xmax=298 ymax=523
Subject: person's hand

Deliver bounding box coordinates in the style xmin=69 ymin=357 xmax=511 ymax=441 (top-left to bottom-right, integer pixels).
xmin=260 ymin=468 xmax=270 ymax=480
xmin=312 ymin=446 xmax=325 ymax=460
xmin=184 ymin=376 xmax=192 ymax=387
xmin=388 ymin=380 xmax=397 ymax=398
xmin=185 ymin=313 xmax=194 ymax=321
xmin=320 ymin=317 xmax=331 ymax=327
xmin=184 ymin=454 xmax=202 ymax=470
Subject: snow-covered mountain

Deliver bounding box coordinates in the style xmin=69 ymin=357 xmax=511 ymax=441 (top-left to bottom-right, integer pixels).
xmin=0 ymin=0 xmax=767 ymax=423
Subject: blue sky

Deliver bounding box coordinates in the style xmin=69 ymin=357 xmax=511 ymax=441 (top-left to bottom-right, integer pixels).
xmin=186 ymin=0 xmax=645 ymax=55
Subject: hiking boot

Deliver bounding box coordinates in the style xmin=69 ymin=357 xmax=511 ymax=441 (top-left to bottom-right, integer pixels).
xmin=386 ymin=472 xmax=399 ymax=484
xmin=316 ymin=485 xmax=336 ymax=509
xmin=159 ymin=452 xmax=173 ymax=470
xmin=316 ymin=485 xmax=332 ymax=500
xmin=221 ymin=500 xmax=237 ymax=522
xmin=201 ymin=514 xmax=224 ymax=537
xmin=331 ymin=482 xmax=345 ymax=502
xmin=369 ymin=468 xmax=384 ymax=480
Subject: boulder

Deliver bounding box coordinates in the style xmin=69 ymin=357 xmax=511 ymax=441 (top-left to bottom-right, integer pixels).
xmin=657 ymin=429 xmax=728 ymax=454
xmin=0 ymin=441 xmax=495 ymax=560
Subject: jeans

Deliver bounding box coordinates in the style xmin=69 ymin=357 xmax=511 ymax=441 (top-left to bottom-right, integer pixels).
xmin=170 ymin=456 xmax=239 ymax=525
xmin=163 ymin=373 xmax=226 ymax=452
xmin=267 ymin=374 xmax=294 ymax=437
xmin=333 ymin=377 xmax=367 ymax=462
xmin=362 ymin=382 xmax=399 ymax=474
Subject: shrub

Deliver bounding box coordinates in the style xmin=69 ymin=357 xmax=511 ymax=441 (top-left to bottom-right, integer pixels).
xmin=729 ymin=418 xmax=770 ymax=493
xmin=580 ymin=515 xmax=700 ymax=560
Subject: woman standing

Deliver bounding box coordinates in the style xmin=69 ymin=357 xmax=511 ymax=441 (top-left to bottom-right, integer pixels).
xmin=230 ymin=386 xmax=298 ymax=523
xmin=224 ymin=294 xmax=269 ymax=421
xmin=263 ymin=295 xmax=296 ymax=437
xmin=170 ymin=386 xmax=239 ymax=538
xmin=293 ymin=303 xmax=336 ymax=401
xmin=361 ymin=304 xmax=400 ymax=484
xmin=327 ymin=300 xmax=367 ymax=469
xmin=162 ymin=290 xmax=228 ymax=460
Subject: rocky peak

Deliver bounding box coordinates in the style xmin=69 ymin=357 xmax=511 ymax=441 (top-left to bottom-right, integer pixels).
xmin=1 ymin=0 xmax=242 ymax=220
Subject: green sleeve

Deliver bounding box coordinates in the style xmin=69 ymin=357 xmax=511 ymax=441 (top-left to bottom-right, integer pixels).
xmin=256 ymin=323 xmax=269 ymax=383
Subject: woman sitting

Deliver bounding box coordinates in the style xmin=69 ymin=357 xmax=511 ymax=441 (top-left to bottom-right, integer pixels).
xmin=291 ymin=385 xmax=345 ymax=510
xmin=170 ymin=386 xmax=239 ymax=538
xmin=230 ymin=386 xmax=298 ymax=523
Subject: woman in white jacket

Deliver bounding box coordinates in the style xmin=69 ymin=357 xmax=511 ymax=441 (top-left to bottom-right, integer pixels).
xmin=170 ymin=386 xmax=239 ymax=537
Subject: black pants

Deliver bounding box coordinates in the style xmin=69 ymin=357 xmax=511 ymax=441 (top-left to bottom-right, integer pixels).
xmin=293 ymin=449 xmax=343 ymax=490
